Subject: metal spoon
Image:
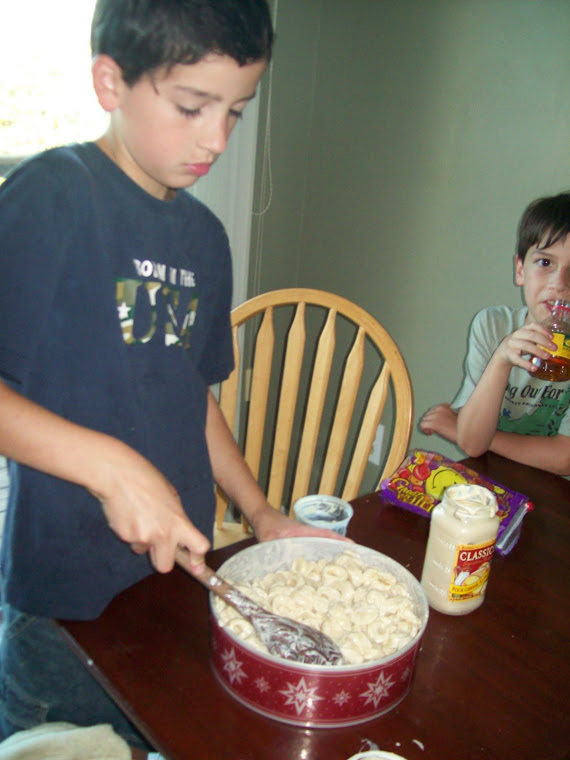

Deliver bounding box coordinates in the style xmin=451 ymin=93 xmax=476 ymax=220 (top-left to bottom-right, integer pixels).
xmin=175 ymin=549 xmax=343 ymax=666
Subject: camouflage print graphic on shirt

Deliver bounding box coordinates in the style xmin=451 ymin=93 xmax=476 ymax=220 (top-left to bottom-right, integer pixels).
xmin=115 ymin=258 xmax=198 ymax=349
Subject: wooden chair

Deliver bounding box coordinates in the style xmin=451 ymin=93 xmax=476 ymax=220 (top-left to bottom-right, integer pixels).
xmin=214 ymin=288 xmax=413 ymax=547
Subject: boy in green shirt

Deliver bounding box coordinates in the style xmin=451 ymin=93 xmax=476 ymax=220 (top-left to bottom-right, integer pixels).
xmin=421 ymin=192 xmax=570 ymax=476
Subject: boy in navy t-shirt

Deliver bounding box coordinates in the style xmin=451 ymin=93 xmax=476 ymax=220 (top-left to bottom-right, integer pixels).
xmin=0 ymin=0 xmax=337 ymax=751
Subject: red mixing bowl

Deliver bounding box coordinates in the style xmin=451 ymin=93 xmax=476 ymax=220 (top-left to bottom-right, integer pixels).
xmin=210 ymin=537 xmax=429 ymax=728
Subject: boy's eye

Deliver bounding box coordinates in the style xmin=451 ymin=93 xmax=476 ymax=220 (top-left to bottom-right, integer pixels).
xmin=176 ymin=106 xmax=243 ymax=120
xmin=537 ymin=257 xmax=552 ymax=267
xmin=177 ymin=105 xmax=201 ymax=118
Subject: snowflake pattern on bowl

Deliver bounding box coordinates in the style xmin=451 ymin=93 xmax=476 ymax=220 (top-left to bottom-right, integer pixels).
xmin=211 ymin=618 xmax=420 ymax=727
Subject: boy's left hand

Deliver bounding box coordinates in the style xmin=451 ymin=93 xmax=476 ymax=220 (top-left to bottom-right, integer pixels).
xmin=420 ymin=403 xmax=458 ymax=443
xmin=251 ymin=504 xmax=351 ymax=543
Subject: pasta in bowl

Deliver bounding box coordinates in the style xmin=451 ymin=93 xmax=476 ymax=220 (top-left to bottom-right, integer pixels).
xmin=209 ymin=538 xmax=429 ymax=728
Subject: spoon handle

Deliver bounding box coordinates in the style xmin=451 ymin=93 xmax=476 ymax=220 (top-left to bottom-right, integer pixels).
xmin=174 ymin=548 xmax=257 ymax=619
xmin=193 ymin=564 xmax=235 ymax=599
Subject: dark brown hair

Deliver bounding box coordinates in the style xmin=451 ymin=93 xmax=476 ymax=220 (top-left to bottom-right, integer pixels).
xmin=91 ymin=0 xmax=274 ymax=86
xmin=516 ymin=192 xmax=570 ymax=262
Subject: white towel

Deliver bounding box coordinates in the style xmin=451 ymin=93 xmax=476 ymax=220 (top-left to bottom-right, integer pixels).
xmin=0 ymin=722 xmax=131 ymax=760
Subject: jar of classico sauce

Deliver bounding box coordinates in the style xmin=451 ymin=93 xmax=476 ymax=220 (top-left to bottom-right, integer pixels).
xmin=421 ymin=484 xmax=500 ymax=615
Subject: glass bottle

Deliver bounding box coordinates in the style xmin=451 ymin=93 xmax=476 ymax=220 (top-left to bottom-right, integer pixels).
xmin=421 ymin=484 xmax=500 ymax=615
xmin=531 ymin=299 xmax=570 ymax=382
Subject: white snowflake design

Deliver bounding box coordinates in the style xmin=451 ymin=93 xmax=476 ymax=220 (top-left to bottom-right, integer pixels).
xmin=333 ymin=689 xmax=352 ymax=707
xmin=221 ymin=647 xmax=248 ymax=685
xmin=255 ymin=676 xmax=270 ymax=693
xmin=400 ymin=665 xmax=411 ymax=682
xmin=279 ymin=677 xmax=324 ymax=716
xmin=359 ymin=671 xmax=396 ymax=709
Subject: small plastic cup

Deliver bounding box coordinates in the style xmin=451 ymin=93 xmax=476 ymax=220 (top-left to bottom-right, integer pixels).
xmin=293 ymin=495 xmax=354 ymax=536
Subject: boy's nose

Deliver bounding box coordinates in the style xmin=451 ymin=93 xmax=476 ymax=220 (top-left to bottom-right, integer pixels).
xmin=554 ymin=266 xmax=570 ymax=293
xmin=197 ymin=116 xmax=229 ymax=156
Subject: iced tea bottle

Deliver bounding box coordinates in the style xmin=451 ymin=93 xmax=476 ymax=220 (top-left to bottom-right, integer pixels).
xmin=531 ymin=299 xmax=570 ymax=382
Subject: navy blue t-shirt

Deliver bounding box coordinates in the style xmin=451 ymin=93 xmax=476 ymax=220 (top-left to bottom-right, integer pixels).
xmin=0 ymin=143 xmax=234 ymax=619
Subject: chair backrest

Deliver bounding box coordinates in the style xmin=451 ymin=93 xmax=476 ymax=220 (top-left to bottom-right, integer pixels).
xmin=215 ymin=288 xmax=413 ymax=530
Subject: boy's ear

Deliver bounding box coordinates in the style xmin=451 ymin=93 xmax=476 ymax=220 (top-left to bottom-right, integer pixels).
xmin=92 ymin=54 xmax=125 ymax=112
xmin=514 ymin=254 xmax=525 ymax=286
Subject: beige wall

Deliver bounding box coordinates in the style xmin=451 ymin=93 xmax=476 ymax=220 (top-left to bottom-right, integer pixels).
xmin=250 ymin=0 xmax=570 ymax=462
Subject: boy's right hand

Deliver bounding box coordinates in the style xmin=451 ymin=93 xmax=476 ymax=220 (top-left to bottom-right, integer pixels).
xmin=0 ymin=382 xmax=210 ymax=575
xmin=496 ymin=321 xmax=557 ymax=373
xmin=92 ymin=444 xmax=210 ymax=576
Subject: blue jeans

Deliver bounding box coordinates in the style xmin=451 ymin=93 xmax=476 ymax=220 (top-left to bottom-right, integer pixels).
xmin=0 ymin=601 xmax=151 ymax=750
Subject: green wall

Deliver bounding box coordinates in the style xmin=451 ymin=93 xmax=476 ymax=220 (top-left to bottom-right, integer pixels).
xmin=250 ymin=0 xmax=570 ymax=463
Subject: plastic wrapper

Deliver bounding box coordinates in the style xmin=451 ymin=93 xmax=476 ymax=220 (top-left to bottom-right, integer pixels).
xmin=379 ymin=450 xmax=533 ymax=555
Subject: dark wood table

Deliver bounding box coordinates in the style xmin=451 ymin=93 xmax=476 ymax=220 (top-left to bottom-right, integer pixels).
xmin=59 ymin=453 xmax=570 ymax=760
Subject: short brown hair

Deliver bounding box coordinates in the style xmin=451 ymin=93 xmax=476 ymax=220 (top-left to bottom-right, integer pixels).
xmin=516 ymin=192 xmax=570 ymax=262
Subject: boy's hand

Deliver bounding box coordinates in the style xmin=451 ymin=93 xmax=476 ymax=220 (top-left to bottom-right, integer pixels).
xmin=496 ymin=322 xmax=557 ymax=373
xmin=420 ymin=403 xmax=458 ymax=443
xmin=0 ymin=383 xmax=210 ymax=573
xmin=93 ymin=446 xmax=210 ymax=575
xmin=250 ymin=504 xmax=351 ymax=544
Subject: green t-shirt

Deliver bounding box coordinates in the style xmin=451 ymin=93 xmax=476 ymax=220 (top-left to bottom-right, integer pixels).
xmin=452 ymin=305 xmax=570 ymax=437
